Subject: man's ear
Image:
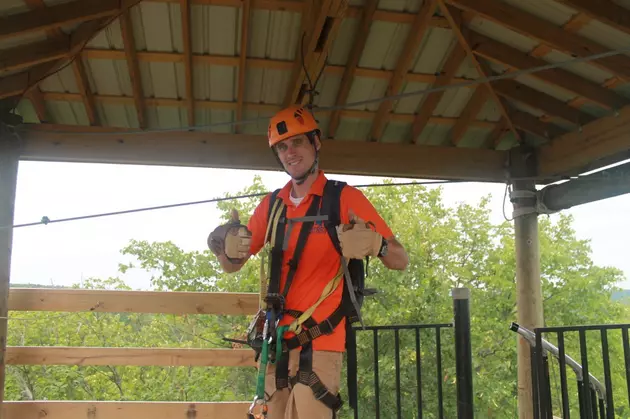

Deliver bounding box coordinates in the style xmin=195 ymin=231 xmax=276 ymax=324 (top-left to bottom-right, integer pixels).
xmin=314 ymin=134 xmax=322 ymax=151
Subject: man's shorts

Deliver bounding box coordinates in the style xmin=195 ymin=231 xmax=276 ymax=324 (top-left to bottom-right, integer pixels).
xmin=263 ymin=348 xmax=343 ymax=419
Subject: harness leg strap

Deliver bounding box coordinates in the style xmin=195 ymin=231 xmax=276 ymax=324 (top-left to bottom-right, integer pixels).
xmin=290 ymin=343 xmax=343 ymax=412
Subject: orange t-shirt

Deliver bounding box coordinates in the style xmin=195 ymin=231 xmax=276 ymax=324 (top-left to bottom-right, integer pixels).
xmin=247 ymin=171 xmax=394 ymax=352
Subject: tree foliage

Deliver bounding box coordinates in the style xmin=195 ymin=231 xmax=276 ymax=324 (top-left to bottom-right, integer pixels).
xmin=7 ymin=176 xmax=629 ymax=418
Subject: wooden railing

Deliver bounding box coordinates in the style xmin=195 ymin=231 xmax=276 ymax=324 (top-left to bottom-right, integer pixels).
xmin=3 ymin=288 xmax=260 ymax=418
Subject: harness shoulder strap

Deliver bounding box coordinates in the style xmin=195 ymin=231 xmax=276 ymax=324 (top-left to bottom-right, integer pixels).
xmin=321 ymin=180 xmax=346 ymax=255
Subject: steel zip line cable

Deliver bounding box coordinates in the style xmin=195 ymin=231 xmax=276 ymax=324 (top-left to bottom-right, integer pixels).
xmin=2 ymin=180 xmax=464 ymax=230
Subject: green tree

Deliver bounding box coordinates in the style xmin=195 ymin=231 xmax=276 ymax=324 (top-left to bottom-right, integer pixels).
xmin=7 ymin=176 xmax=628 ymax=419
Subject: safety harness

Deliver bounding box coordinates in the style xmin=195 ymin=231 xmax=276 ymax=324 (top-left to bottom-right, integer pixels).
xmin=246 ymin=179 xmax=375 ymax=418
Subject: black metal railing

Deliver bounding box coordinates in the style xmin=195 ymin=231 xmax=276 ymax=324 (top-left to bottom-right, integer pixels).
xmin=347 ymin=288 xmax=474 ymax=419
xmin=512 ymin=322 xmax=630 ymax=419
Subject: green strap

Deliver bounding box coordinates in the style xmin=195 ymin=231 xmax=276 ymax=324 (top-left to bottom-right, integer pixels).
xmin=275 ymin=325 xmax=288 ymax=364
xmin=255 ymin=336 xmax=269 ymax=399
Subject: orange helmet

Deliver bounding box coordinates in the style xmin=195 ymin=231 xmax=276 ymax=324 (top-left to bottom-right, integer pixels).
xmin=267 ymin=106 xmax=319 ymax=148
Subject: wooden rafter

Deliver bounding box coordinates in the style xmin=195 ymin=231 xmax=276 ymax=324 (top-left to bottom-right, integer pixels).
xmin=0 ymin=0 xmax=119 ymax=43
xmin=37 ymin=91 xmax=502 ymax=131
xmin=469 ymin=32 xmax=628 ymax=111
xmin=120 ymin=10 xmax=147 ymax=129
xmin=484 ymin=118 xmax=509 ymax=149
xmin=450 ymin=87 xmax=488 ymax=146
xmin=438 ymin=2 xmax=521 ymax=142
xmin=284 ymin=0 xmax=348 ymax=107
xmin=0 ymin=38 xmax=67 ymax=74
xmin=556 ymin=0 xmax=630 ymax=37
xmin=71 ymin=57 xmax=99 ymax=126
xmin=236 ymin=0 xmax=252 ymax=133
xmin=410 ymin=43 xmax=467 ymax=143
xmin=511 ymin=110 xmax=567 ymax=140
xmin=447 ymin=0 xmax=630 ymax=81
xmin=491 ymin=79 xmax=595 ymax=127
xmin=327 ymin=0 xmax=378 ymax=139
xmin=369 ymin=0 xmax=437 ymax=142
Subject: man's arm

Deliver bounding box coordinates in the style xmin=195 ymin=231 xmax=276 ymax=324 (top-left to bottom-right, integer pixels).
xmin=380 ymin=236 xmax=408 ymax=271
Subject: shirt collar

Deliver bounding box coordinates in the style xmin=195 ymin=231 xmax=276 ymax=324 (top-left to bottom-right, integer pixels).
xmin=277 ymin=170 xmax=327 ymax=204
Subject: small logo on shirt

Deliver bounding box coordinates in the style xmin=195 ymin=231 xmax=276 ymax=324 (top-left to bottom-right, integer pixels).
xmin=312 ymin=220 xmax=327 ymax=234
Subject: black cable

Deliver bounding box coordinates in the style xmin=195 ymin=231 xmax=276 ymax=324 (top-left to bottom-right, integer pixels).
xmin=5 ymin=180 xmax=461 ymax=230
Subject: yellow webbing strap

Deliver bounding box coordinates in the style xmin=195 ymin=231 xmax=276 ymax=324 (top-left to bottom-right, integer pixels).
xmin=287 ymin=263 xmax=344 ymax=335
xmin=259 ymin=198 xmax=285 ymax=307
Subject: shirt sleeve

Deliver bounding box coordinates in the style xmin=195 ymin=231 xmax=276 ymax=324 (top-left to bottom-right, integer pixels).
xmin=247 ymin=193 xmax=271 ymax=256
xmin=340 ymin=186 xmax=394 ymax=239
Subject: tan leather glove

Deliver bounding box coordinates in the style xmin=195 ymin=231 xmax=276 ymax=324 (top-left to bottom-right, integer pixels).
xmin=207 ymin=209 xmax=252 ymax=263
xmin=336 ymin=210 xmax=383 ymax=259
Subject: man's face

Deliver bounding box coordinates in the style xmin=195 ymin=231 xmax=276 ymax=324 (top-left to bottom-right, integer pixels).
xmin=274 ymin=134 xmax=320 ymax=179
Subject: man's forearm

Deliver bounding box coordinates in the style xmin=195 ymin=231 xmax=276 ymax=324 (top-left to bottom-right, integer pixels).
xmin=380 ymin=237 xmax=408 ymax=270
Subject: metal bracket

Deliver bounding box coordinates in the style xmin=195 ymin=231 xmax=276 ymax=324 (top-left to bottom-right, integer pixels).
xmin=187 ymin=404 xmax=197 ymax=419
xmin=509 ymin=188 xmax=557 ymax=219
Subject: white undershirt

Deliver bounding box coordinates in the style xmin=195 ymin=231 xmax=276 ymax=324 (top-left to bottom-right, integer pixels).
xmin=289 ymin=194 xmax=304 ymax=207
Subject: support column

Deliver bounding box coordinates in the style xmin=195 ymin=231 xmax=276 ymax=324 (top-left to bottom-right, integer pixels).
xmin=509 ymin=147 xmax=544 ymax=419
xmin=0 ymin=109 xmax=21 ymax=418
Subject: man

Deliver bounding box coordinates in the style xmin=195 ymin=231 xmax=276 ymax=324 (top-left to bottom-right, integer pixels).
xmin=208 ymin=105 xmax=408 ymax=419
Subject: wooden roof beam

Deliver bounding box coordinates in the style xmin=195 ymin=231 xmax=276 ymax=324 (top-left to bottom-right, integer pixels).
xmin=491 ymin=79 xmax=596 ymax=127
xmin=510 ymin=110 xmax=567 ymax=141
xmin=328 ymin=0 xmax=378 ymax=139
xmin=120 ymin=11 xmax=147 ymax=129
xmin=19 ymin=126 xmax=510 ymax=182
xmin=447 ymin=0 xmax=630 ymax=81
xmin=438 ymin=2 xmax=521 ymax=142
xmin=369 ymin=0 xmax=438 ymax=142
xmin=538 ymin=105 xmax=630 ymax=177
xmin=284 ymin=0 xmax=348 ymax=106
xmin=469 ymin=31 xmax=628 ymax=111
xmin=410 ymin=42 xmax=467 ymax=143
xmin=0 ymin=0 xmax=120 ymax=43
xmin=556 ymin=0 xmax=630 ymax=37
xmin=71 ymin=57 xmax=100 ymax=126
xmin=236 ymin=0 xmax=252 ymax=133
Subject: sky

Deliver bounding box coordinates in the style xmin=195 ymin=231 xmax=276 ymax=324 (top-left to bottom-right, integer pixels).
xmin=8 ymin=160 xmax=630 ymax=290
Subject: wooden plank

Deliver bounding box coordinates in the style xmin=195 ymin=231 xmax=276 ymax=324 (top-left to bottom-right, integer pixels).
xmin=6 ymin=347 xmax=256 ymax=367
xmin=469 ymin=31 xmax=627 ymax=111
xmin=557 ymin=0 xmax=630 ymax=37
xmin=17 ymin=126 xmax=509 ymax=182
xmin=370 ymin=0 xmax=437 ymax=141
xmin=328 ymin=0 xmax=378 ymax=138
xmin=25 ymin=87 xmax=48 ymax=122
xmin=3 ymin=401 xmax=250 ymax=419
xmin=8 ymin=288 xmax=259 ymax=316
xmin=120 ymin=10 xmax=147 ymax=129
xmin=538 ymin=105 xmax=630 ymax=177
xmin=492 ymin=79 xmax=595 ymax=126
xmin=448 ymin=0 xmax=630 ymax=80
xmin=0 ymin=0 xmax=119 ymax=43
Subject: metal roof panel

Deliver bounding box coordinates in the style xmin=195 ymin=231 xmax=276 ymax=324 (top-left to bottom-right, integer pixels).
xmin=360 ymin=21 xmax=410 ymax=70
xmin=327 ymin=17 xmax=359 ymax=66
xmin=543 ymin=50 xmax=614 ymax=85
xmin=457 ymin=125 xmax=492 ymax=149
xmin=192 ymin=5 xmax=238 ymax=55
xmin=345 ymin=76 xmax=389 ymax=112
xmin=467 ymin=16 xmax=538 ymax=52
xmin=246 ymin=68 xmax=292 ymax=104
xmin=85 ymin=58 xmax=133 ymax=97
xmin=416 ymin=123 xmax=450 ymax=146
xmin=196 ymin=64 xmax=236 ymax=101
xmin=436 ymin=87 xmax=474 ymax=118
xmin=249 ymin=9 xmax=302 ymax=60
xmin=501 ymin=0 xmax=576 ymax=27
xmin=335 ymin=117 xmax=372 ymax=141
xmin=411 ymin=27 xmax=455 ymax=74
xmin=39 ymin=65 xmax=80 ymax=93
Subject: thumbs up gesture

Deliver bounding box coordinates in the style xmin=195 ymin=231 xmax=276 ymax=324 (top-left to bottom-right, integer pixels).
xmin=207 ymin=209 xmax=252 ymax=263
xmin=336 ymin=209 xmax=383 ymax=259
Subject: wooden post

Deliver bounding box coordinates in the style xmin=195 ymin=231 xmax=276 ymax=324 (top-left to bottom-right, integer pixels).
xmin=509 ymin=146 xmax=544 ymax=419
xmin=0 ymin=111 xmax=21 ymax=417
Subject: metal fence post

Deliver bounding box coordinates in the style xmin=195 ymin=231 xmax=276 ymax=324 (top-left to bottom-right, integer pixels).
xmin=453 ymin=288 xmax=474 ymax=419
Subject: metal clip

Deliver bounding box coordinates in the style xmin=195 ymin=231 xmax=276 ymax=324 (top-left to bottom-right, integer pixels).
xmin=187 ymin=404 xmax=197 ymax=419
